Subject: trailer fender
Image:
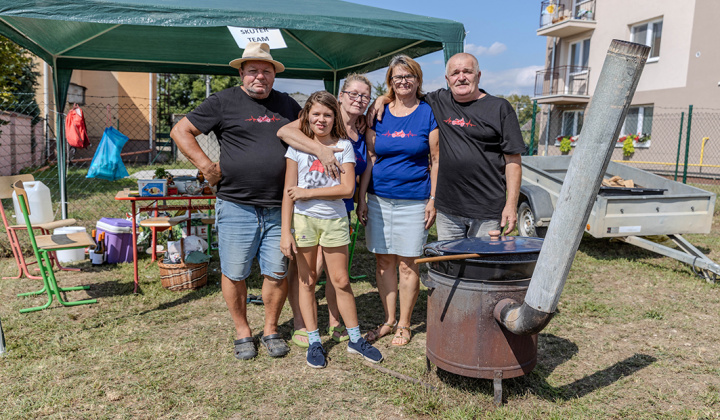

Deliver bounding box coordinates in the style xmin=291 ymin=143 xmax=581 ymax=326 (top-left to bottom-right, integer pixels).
xmin=519 ymin=185 xmax=554 ymax=225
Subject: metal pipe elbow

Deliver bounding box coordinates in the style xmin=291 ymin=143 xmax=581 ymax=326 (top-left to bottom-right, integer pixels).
xmin=493 ymin=299 xmax=554 ymax=336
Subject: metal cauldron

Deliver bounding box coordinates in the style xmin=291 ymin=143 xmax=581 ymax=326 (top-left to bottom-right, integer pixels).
xmin=420 ymin=235 xmax=543 ymax=382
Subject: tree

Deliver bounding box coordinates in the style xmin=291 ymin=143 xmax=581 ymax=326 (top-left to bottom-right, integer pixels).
xmin=373 ymin=81 xmax=387 ymax=98
xmin=498 ymin=94 xmax=539 ymax=154
xmin=497 ymin=94 xmax=533 ymax=127
xmin=157 ymin=74 xmax=242 ymax=133
xmin=0 ymin=36 xmax=40 ymax=132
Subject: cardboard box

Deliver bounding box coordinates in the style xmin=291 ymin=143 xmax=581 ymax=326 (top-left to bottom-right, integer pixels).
xmin=138 ymin=179 xmax=167 ymax=197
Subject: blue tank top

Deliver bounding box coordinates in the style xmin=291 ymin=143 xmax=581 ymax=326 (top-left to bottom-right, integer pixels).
xmin=343 ymin=132 xmax=367 ymax=212
xmin=369 ymin=101 xmax=437 ymax=200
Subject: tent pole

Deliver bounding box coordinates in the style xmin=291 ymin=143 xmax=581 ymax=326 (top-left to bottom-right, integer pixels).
xmin=52 ymin=59 xmax=67 ymax=220
xmin=51 ymin=61 xmax=72 ymax=219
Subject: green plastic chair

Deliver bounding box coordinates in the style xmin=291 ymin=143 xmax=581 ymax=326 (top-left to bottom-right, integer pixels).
xmin=13 ymin=180 xmax=97 ymax=313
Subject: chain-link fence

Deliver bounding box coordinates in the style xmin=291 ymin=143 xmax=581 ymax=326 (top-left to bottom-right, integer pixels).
xmin=535 ymin=105 xmax=720 ymax=185
xmin=2 ymin=94 xmax=720 ymax=257
xmin=0 ymin=97 xmax=220 ymax=256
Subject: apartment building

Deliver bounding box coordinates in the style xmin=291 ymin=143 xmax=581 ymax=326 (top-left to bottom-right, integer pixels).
xmin=533 ymin=0 xmax=720 ymax=159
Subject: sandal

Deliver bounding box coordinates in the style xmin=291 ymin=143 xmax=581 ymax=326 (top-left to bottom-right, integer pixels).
xmin=364 ymin=321 xmax=397 ymax=343
xmin=246 ymin=294 xmax=263 ymax=305
xmin=291 ymin=330 xmax=309 ymax=348
xmin=328 ymin=325 xmax=349 ymax=343
xmin=392 ymin=326 xmax=411 ymax=346
xmin=233 ymin=337 xmax=257 ymax=360
xmin=261 ymin=334 xmax=290 ymax=358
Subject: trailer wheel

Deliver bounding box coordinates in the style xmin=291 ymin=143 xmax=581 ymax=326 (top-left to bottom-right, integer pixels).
xmin=518 ymin=201 xmax=547 ymax=238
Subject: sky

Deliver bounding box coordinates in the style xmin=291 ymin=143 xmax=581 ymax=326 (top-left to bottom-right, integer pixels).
xmin=273 ymin=0 xmax=547 ymax=97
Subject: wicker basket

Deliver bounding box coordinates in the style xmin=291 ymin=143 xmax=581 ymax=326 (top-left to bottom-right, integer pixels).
xmin=158 ymin=239 xmax=208 ymax=291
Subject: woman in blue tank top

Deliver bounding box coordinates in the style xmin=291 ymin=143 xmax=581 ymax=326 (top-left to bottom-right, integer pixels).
xmin=357 ymin=55 xmax=439 ymax=347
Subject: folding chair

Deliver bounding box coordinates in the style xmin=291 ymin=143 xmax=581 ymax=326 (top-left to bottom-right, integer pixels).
xmin=1 ymin=175 xmax=79 ymax=280
xmin=13 ymin=180 xmax=97 ymax=313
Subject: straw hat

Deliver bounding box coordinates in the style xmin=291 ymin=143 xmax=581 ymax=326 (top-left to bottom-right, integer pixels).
xmin=229 ymin=42 xmax=285 ymax=73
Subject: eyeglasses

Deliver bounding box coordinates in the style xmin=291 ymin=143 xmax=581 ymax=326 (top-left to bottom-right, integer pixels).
xmin=391 ymin=74 xmax=416 ymax=83
xmin=341 ymin=91 xmax=371 ymax=103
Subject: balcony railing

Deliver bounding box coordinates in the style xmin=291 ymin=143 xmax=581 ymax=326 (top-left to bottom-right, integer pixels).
xmin=534 ymin=66 xmax=591 ymax=98
xmin=539 ymin=0 xmax=596 ymax=29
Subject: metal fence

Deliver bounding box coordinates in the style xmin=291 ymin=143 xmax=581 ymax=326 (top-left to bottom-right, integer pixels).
xmin=0 ymin=97 xmax=220 ymax=252
xmin=2 ymin=95 xmax=720 ymax=256
xmin=532 ymin=105 xmax=720 ymax=185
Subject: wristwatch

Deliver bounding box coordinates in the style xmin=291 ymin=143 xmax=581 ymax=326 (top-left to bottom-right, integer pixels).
xmin=429 ymin=195 xmax=435 ymax=200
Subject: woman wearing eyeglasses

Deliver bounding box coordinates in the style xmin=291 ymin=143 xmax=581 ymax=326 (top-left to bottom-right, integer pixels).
xmin=357 ymin=55 xmax=439 ymax=347
xmin=277 ymin=73 xmax=374 ymax=347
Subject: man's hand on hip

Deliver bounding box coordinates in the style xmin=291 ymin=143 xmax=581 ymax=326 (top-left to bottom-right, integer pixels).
xmin=202 ymin=162 xmax=222 ymax=186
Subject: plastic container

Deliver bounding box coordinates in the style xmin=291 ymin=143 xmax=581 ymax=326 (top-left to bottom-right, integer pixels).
xmin=12 ymin=181 xmax=54 ymax=225
xmin=96 ymin=218 xmax=134 ymax=264
xmin=53 ymin=226 xmax=87 ymax=263
xmin=138 ymin=179 xmax=167 ymax=197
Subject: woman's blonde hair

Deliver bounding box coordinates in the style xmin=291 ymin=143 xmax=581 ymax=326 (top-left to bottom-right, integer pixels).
xmin=340 ymin=73 xmax=372 ymax=95
xmin=298 ymin=90 xmax=349 ymax=140
xmin=385 ymin=54 xmax=424 ymax=102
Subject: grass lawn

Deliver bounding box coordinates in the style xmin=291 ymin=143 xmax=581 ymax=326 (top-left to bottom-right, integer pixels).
xmin=1 ymin=185 xmax=720 ymax=418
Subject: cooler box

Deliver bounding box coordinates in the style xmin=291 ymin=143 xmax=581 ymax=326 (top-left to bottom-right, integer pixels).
xmin=96 ymin=217 xmax=134 ymax=264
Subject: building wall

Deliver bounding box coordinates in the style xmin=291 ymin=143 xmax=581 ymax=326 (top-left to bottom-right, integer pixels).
xmin=536 ymin=0 xmax=720 ymax=157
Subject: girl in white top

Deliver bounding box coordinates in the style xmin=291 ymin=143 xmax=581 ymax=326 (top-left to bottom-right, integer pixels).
xmin=280 ymin=91 xmax=382 ymax=368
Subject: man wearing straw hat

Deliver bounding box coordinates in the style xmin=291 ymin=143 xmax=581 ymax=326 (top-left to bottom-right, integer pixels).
xmin=172 ymin=42 xmax=341 ymax=361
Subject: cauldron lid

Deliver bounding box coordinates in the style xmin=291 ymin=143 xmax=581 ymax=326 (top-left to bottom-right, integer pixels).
xmin=433 ymin=236 xmax=543 ymax=255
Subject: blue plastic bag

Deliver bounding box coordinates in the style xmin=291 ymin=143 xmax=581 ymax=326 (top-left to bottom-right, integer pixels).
xmin=86 ymin=127 xmax=130 ymax=181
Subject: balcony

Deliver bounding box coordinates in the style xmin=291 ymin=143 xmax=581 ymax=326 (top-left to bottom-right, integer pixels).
xmin=537 ymin=0 xmax=596 ymax=38
xmin=533 ymin=66 xmax=591 ymax=104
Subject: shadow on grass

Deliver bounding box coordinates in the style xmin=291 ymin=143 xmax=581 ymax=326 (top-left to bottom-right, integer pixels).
xmin=431 ymin=333 xmax=656 ymax=402
xmin=578 ymin=234 xmax=713 ymax=263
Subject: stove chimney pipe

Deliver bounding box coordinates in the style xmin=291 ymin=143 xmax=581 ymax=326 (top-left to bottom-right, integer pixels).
xmin=496 ymin=40 xmax=650 ymax=335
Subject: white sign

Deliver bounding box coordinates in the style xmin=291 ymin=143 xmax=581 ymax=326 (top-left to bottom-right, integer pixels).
xmin=618 ymin=226 xmax=642 ymax=233
xmin=227 ymin=27 xmax=287 ymax=49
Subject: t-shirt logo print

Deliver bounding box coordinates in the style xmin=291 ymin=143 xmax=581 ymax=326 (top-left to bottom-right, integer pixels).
xmin=443 ymin=117 xmax=476 ymax=128
xmin=381 ymin=130 xmax=417 ymax=138
xmin=305 ymin=156 xmax=331 ymax=189
xmin=246 ymin=115 xmax=282 ymax=123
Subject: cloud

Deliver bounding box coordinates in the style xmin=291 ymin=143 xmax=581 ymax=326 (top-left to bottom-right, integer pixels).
xmin=479 ymin=65 xmax=545 ymax=96
xmin=465 ymin=42 xmax=507 ymax=56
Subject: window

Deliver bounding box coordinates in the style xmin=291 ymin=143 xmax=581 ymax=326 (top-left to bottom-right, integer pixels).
xmin=622 ymin=105 xmax=653 ymax=136
xmin=569 ymin=38 xmax=591 ymax=71
xmin=631 ymin=19 xmax=662 ymax=60
xmin=562 ymin=110 xmax=584 ymax=136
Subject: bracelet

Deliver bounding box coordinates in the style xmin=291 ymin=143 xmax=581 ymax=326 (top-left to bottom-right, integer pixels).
xmin=429 ymin=195 xmax=435 ymax=200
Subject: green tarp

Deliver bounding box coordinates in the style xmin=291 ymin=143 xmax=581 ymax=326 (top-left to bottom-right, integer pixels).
xmin=0 ymin=0 xmax=465 ymax=217
xmin=0 ymin=0 xmax=465 ymax=89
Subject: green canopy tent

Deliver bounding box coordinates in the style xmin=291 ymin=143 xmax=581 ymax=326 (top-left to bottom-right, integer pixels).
xmin=0 ymin=0 xmax=465 ymax=218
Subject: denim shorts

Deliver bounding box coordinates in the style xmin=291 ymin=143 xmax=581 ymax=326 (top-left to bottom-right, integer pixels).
xmin=215 ymin=198 xmax=287 ymax=281
xmin=365 ymin=193 xmax=428 ymax=257
xmin=435 ymin=210 xmax=500 ymax=241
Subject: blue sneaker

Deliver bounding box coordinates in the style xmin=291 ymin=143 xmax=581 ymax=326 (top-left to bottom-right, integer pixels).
xmin=347 ymin=337 xmax=383 ymax=363
xmin=306 ymin=342 xmax=327 ymax=369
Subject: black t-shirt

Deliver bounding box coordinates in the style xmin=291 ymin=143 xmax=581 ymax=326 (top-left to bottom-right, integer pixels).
xmin=186 ymin=87 xmax=301 ymax=207
xmin=425 ymin=89 xmax=525 ymax=220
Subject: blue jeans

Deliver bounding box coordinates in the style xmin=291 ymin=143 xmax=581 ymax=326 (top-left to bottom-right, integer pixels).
xmin=435 ymin=210 xmax=500 ymax=241
xmin=215 ymin=198 xmax=287 ymax=281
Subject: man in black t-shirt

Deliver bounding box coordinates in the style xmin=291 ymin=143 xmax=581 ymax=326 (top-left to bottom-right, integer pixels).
xmin=171 ymin=43 xmax=339 ymax=360
xmin=371 ymin=53 xmax=524 ymax=240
